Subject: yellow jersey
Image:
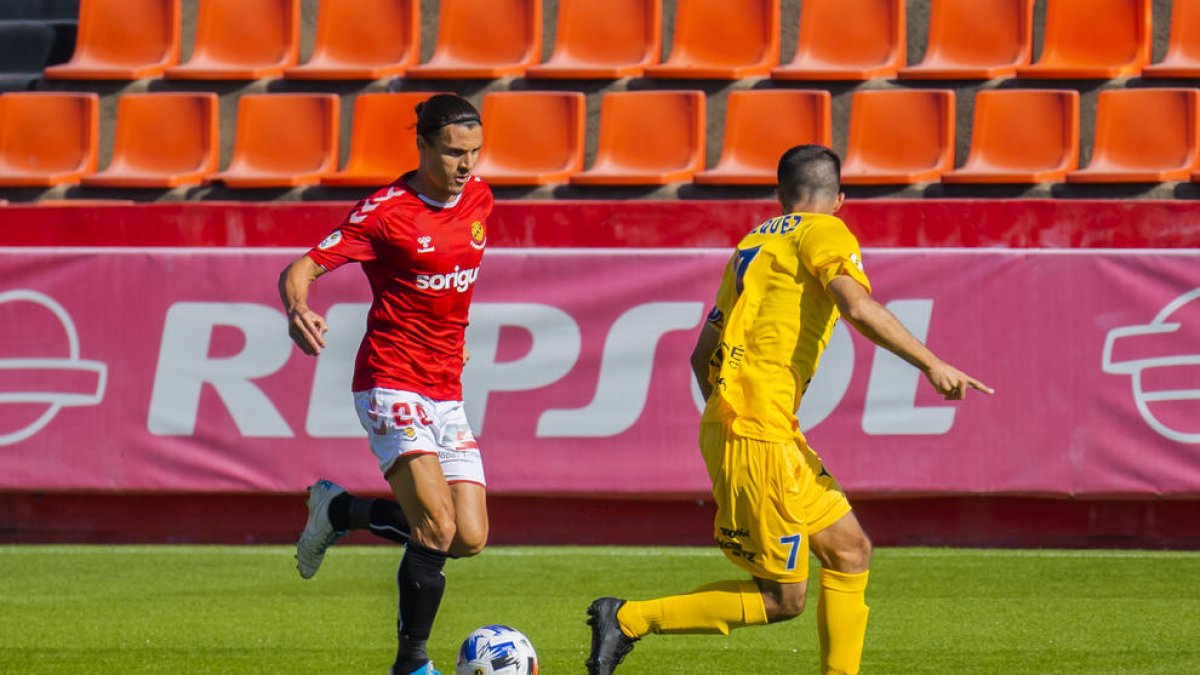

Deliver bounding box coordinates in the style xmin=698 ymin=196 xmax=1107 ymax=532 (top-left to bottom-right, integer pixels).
xmin=700 ymin=211 xmax=872 ymax=442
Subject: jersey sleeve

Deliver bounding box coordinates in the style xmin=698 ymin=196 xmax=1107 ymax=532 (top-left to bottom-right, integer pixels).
xmin=480 ymin=180 xmax=495 ymax=219
xmin=798 ymin=217 xmax=872 ymax=294
xmin=305 ymin=200 xmax=383 ymax=271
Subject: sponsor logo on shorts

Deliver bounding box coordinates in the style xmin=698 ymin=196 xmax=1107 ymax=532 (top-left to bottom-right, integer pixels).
xmin=715 ymin=536 xmax=757 ymax=564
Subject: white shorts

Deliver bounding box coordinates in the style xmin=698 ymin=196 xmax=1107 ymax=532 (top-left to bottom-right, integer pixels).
xmin=353 ymin=388 xmax=486 ymax=487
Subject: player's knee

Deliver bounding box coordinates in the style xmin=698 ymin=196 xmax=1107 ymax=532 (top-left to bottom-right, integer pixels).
xmin=413 ymin=508 xmax=458 ymax=551
xmin=450 ymin=530 xmax=487 ymax=558
xmin=767 ymin=591 xmax=807 ymax=623
xmin=827 ymin=533 xmax=872 ymax=573
xmin=759 ymin=580 xmax=808 ymax=623
xmin=847 ymin=534 xmax=873 ymax=570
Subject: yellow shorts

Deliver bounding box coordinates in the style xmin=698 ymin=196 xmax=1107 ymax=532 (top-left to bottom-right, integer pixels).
xmin=699 ymin=423 xmax=851 ymax=583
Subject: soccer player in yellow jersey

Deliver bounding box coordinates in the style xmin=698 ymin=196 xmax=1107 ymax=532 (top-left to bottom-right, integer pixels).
xmin=586 ymin=145 xmax=993 ymax=675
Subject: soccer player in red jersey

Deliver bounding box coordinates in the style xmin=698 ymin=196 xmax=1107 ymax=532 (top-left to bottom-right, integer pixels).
xmin=279 ymin=94 xmax=492 ymax=675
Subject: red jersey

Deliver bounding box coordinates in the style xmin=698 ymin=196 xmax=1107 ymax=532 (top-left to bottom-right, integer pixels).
xmin=306 ymin=173 xmax=493 ymax=400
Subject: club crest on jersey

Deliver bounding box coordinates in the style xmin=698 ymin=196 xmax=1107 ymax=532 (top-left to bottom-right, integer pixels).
xmin=317 ymin=230 xmax=342 ymax=250
xmin=470 ymin=221 xmax=486 ymax=250
xmin=417 ymin=235 xmax=435 ymax=253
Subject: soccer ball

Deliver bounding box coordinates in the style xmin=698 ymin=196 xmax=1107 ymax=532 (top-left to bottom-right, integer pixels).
xmin=455 ymin=624 xmax=539 ymax=675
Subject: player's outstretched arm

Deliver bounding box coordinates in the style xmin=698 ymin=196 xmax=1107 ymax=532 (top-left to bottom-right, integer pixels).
xmin=827 ymin=275 xmax=994 ymax=400
xmin=278 ymin=255 xmax=329 ymax=356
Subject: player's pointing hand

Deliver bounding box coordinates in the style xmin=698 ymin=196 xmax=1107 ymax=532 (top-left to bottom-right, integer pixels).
xmin=288 ymin=307 xmax=328 ymax=356
xmin=924 ymin=361 xmax=994 ymax=400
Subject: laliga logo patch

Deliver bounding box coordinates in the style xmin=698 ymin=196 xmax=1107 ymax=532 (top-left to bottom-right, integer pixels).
xmin=1102 ymin=287 xmax=1200 ymax=443
xmin=0 ymin=290 xmax=108 ymax=446
xmin=318 ymin=230 xmax=342 ymax=250
xmin=470 ymin=221 xmax=486 ymax=250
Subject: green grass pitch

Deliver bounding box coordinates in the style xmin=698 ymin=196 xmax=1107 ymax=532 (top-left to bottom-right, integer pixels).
xmin=2 ymin=545 xmax=1198 ymax=674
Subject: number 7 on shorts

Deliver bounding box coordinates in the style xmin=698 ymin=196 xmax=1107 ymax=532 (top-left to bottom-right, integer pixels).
xmin=780 ymin=533 xmax=803 ymax=571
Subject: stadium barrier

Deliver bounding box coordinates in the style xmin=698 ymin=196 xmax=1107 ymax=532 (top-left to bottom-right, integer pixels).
xmin=1 ymin=200 xmax=1197 ymax=546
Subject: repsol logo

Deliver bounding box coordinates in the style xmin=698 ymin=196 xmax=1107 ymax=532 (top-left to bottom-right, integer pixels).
xmin=415 ymin=266 xmax=480 ymax=293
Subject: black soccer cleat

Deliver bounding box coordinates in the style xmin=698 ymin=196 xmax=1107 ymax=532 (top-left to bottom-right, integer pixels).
xmin=586 ymin=597 xmax=639 ymax=675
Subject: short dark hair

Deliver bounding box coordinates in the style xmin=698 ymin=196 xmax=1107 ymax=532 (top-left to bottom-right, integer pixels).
xmin=415 ymin=94 xmax=481 ymax=139
xmin=776 ymin=144 xmax=842 ymax=205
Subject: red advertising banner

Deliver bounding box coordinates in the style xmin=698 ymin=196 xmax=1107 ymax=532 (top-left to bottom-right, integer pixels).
xmin=2 ymin=247 xmax=1198 ymax=497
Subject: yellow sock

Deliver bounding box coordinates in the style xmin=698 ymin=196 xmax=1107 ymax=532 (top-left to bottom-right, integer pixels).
xmin=615 ymin=580 xmax=768 ymax=637
xmin=818 ymin=568 xmax=870 ymax=675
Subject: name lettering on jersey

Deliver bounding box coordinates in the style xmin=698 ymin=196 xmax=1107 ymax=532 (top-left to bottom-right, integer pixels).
xmin=417 ymin=236 xmax=435 ymax=254
xmin=750 ymin=214 xmax=802 ymax=236
xmin=415 ymin=265 xmax=480 ymax=293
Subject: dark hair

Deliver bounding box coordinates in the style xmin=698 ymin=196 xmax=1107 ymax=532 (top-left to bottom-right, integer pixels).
xmin=415 ymin=94 xmax=481 ymax=139
xmin=776 ymin=144 xmax=841 ymax=205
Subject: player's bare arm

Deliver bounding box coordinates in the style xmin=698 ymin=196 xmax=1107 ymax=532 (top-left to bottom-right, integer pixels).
xmin=278 ymin=255 xmax=329 ymax=356
xmin=827 ymin=275 xmax=994 ymax=400
xmin=690 ymin=322 xmax=722 ymax=401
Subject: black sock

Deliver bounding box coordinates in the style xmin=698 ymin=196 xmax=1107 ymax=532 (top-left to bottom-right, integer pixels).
xmin=394 ymin=543 xmax=448 ymax=672
xmin=326 ymin=492 xmax=352 ymax=531
xmin=363 ymin=499 xmax=411 ymax=545
xmin=327 ymin=493 xmax=411 ymax=545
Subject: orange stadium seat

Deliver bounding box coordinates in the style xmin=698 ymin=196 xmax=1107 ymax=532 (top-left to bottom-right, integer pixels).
xmin=694 ymin=90 xmax=832 ymax=186
xmin=215 ymin=94 xmax=339 ymax=188
xmin=1066 ymin=88 xmax=1200 ymax=183
xmin=841 ymin=89 xmax=955 ymax=185
xmin=1143 ymin=0 xmax=1200 ymax=78
xmin=943 ymin=89 xmax=1079 ymax=184
xmin=81 ymin=93 xmax=218 ymax=188
xmin=526 ymin=0 xmax=661 ymax=79
xmin=43 ymin=0 xmax=180 ymax=80
xmin=642 ymin=0 xmax=778 ymax=79
xmin=472 ymin=92 xmax=585 ymax=186
xmin=773 ymin=0 xmax=904 ymax=81
xmin=406 ymin=0 xmax=541 ymax=79
xmin=165 ymin=0 xmax=299 ymax=80
xmin=0 ymin=92 xmax=98 ymax=187
xmin=1016 ymin=0 xmax=1150 ymax=79
xmin=899 ymin=0 xmax=1034 ymax=80
xmin=569 ymin=91 xmax=705 ymax=186
xmin=321 ymin=92 xmax=440 ymax=187
xmin=284 ymin=0 xmax=418 ymax=80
